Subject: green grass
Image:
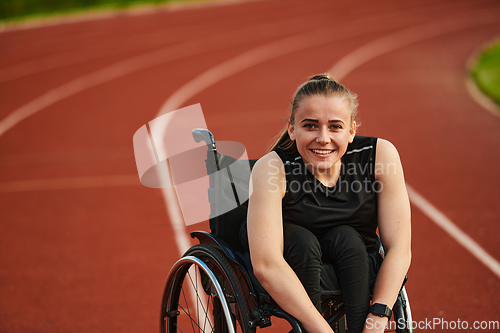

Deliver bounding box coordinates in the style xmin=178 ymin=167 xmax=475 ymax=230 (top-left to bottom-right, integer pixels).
xmin=470 ymin=40 xmax=500 ymax=107
xmin=0 ymin=0 xmax=208 ymax=23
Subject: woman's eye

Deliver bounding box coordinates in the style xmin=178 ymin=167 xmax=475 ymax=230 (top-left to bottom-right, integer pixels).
xmin=302 ymin=123 xmax=342 ymax=130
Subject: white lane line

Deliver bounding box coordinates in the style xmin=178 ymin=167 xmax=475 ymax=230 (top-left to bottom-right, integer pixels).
xmin=0 ymin=0 xmax=298 ymax=84
xmin=0 ymin=0 xmax=259 ymax=33
xmin=156 ymin=8 xmax=500 ymax=260
xmin=0 ymin=2 xmax=478 ymax=135
xmin=0 ymin=174 xmax=140 ymax=192
xmin=158 ymin=13 xmax=416 ymax=114
xmin=156 ymin=12 xmax=432 ymax=257
xmin=328 ymin=10 xmax=500 ymax=279
xmin=1 ymin=12 xmax=324 ymax=137
xmin=0 ymin=10 xmax=383 ymax=262
xmin=407 ymin=186 xmax=500 ymax=279
xmin=330 ymin=9 xmax=500 ymax=80
xmin=0 ymin=9 xmax=373 ymax=137
xmin=0 ymin=35 xmax=240 ymax=138
xmin=2 ymin=2 xmax=496 ymax=279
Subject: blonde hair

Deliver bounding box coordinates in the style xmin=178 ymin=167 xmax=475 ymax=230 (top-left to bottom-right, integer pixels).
xmin=270 ymin=74 xmax=358 ymax=153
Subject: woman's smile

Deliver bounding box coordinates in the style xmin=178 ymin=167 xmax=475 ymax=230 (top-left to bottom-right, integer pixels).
xmin=310 ymin=149 xmax=335 ymax=155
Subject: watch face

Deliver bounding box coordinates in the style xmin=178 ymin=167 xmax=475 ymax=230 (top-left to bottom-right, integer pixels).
xmin=370 ymin=303 xmax=392 ymax=318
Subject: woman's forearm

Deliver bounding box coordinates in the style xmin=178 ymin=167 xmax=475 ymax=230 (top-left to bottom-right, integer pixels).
xmin=362 ymin=249 xmax=411 ymax=333
xmin=253 ymin=258 xmax=333 ymax=333
xmin=371 ymin=248 xmax=411 ymax=307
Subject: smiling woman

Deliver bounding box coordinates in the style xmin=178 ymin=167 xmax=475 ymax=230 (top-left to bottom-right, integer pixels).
xmin=241 ymin=74 xmax=411 ymax=333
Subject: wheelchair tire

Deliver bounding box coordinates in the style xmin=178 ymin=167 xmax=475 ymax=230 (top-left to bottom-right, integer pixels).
xmin=391 ymin=286 xmax=413 ymax=333
xmin=160 ymin=244 xmax=253 ymax=333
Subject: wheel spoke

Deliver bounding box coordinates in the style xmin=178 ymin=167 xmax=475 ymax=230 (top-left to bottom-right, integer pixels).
xmin=174 ymin=322 xmax=185 ymax=333
xmin=186 ymin=267 xmax=211 ymax=326
xmin=161 ymin=246 xmax=251 ymax=333
xmin=202 ymin=293 xmax=212 ymax=333
xmin=178 ymin=303 xmax=212 ymax=333
xmin=183 ymin=268 xmax=216 ymax=333
xmin=195 ymin=266 xmax=200 ymax=333
xmin=180 ymin=287 xmax=197 ymax=333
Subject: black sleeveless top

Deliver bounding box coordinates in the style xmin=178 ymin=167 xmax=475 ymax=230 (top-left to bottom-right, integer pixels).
xmin=274 ymin=136 xmax=379 ymax=249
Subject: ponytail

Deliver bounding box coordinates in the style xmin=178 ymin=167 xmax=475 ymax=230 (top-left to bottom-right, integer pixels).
xmin=269 ymin=127 xmax=297 ymax=153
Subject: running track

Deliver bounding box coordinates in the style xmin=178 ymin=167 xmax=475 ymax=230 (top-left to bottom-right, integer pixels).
xmin=1 ymin=0 xmax=499 ymax=331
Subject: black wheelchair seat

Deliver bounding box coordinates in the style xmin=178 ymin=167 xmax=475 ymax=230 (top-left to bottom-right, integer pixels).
xmin=191 ymin=228 xmax=384 ymax=303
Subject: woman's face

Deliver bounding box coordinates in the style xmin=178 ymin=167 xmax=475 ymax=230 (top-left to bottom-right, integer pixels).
xmin=288 ymin=95 xmax=356 ymax=173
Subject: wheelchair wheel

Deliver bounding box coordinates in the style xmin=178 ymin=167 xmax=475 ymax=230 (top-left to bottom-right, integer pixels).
xmin=390 ymin=286 xmax=413 ymax=333
xmin=160 ymin=244 xmax=253 ymax=333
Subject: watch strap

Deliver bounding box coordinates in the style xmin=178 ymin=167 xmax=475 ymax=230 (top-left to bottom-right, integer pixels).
xmin=369 ymin=303 xmax=392 ymax=319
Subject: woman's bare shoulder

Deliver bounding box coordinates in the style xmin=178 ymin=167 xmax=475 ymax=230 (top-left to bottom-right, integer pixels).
xmin=376 ymin=138 xmax=398 ymax=154
xmin=250 ymin=151 xmax=286 ymax=197
xmin=375 ymin=138 xmax=404 ymax=181
xmin=253 ymin=151 xmax=283 ymax=173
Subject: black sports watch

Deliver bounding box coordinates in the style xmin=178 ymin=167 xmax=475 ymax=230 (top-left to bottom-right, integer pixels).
xmin=369 ymin=303 xmax=392 ymax=319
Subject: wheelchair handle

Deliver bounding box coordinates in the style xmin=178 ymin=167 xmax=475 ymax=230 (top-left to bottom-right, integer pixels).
xmin=192 ymin=128 xmax=216 ymax=151
xmin=192 ymin=128 xmax=220 ymax=171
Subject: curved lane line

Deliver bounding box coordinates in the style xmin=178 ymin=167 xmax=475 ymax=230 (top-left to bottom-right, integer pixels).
xmin=155 ymin=12 xmax=435 ymax=257
xmin=0 ymin=10 xmax=405 ymax=258
xmin=0 ymin=14 xmax=400 ymax=263
xmin=0 ymin=19 xmax=302 ymax=137
xmin=0 ymin=0 xmax=259 ymax=33
xmin=0 ymin=9 xmax=383 ymax=137
xmin=328 ymin=11 xmax=500 ymax=279
xmin=1 ymin=3 xmax=497 ymax=276
xmin=407 ymin=185 xmax=500 ymax=279
xmin=0 ymin=10 xmax=410 ymax=257
xmin=0 ymin=8 xmax=327 ymax=83
xmin=0 ymin=174 xmax=140 ymax=192
xmin=0 ymin=39 xmax=215 ymax=137
xmin=330 ymin=10 xmax=500 ymax=80
xmin=158 ymin=8 xmax=500 ymax=277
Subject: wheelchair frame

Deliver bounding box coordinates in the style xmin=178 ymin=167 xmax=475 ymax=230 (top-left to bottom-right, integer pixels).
xmin=159 ymin=129 xmax=413 ymax=333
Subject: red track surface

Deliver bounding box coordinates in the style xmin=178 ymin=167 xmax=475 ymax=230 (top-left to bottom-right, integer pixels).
xmin=1 ymin=0 xmax=499 ymax=331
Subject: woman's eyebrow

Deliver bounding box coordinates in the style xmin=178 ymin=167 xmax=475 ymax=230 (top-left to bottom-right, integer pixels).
xmin=300 ymin=118 xmax=318 ymax=123
xmin=300 ymin=118 xmax=345 ymax=124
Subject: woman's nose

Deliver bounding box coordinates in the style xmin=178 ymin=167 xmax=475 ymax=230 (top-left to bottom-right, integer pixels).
xmin=316 ymin=128 xmax=331 ymax=144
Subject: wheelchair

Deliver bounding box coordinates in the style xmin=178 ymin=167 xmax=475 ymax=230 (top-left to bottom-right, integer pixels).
xmin=159 ymin=128 xmax=413 ymax=333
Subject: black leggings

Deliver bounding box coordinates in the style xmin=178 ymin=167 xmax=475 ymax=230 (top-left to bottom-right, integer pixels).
xmin=240 ymin=222 xmax=378 ymax=333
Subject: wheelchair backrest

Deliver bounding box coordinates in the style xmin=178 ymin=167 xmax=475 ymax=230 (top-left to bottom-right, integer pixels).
xmin=207 ymin=151 xmax=258 ymax=252
xmin=193 ymin=128 xmax=258 ymax=251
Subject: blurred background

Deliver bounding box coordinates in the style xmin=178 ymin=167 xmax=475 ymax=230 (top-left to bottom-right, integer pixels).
xmin=0 ymin=0 xmax=201 ymax=22
xmin=1 ymin=0 xmax=499 ymax=332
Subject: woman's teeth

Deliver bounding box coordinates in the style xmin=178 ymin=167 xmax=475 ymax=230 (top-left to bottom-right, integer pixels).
xmin=311 ymin=149 xmax=334 ymax=155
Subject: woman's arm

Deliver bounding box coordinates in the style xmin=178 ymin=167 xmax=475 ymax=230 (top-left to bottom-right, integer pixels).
xmin=247 ymin=152 xmax=333 ymax=333
xmin=364 ymin=139 xmax=412 ymax=332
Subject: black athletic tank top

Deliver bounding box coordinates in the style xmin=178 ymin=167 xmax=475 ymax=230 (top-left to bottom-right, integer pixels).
xmin=274 ymin=136 xmax=379 ymax=249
